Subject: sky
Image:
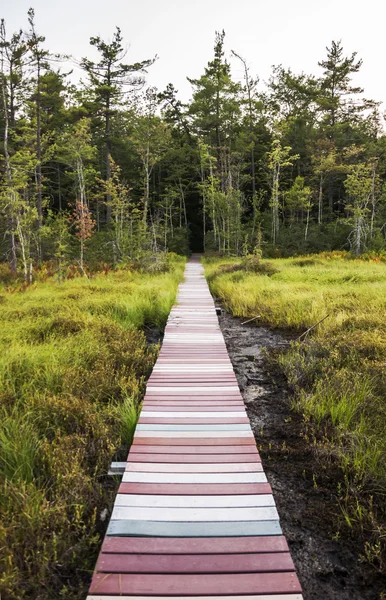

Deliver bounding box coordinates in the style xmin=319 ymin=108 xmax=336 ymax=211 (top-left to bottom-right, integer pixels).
xmin=2 ymin=0 xmax=385 ymax=108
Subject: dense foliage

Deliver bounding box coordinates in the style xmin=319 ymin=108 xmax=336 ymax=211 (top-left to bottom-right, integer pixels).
xmin=1 ymin=13 xmax=386 ymax=276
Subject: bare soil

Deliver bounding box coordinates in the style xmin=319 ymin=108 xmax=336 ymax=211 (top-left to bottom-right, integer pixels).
xmin=218 ymin=309 xmax=386 ymax=600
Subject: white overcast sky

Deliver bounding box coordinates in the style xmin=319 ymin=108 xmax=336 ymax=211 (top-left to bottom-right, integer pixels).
xmin=2 ymin=0 xmax=385 ymax=107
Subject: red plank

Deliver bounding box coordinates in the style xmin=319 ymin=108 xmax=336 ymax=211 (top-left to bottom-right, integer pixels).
xmin=97 ymin=552 xmax=295 ymax=574
xmin=89 ymin=572 xmax=302 ymax=595
xmin=132 ymin=437 xmax=255 ymax=446
xmin=118 ymin=483 xmax=273 ymax=495
xmin=129 ymin=445 xmax=258 ymax=454
xmin=101 ymin=535 xmax=289 ymax=555
xmin=127 ymin=454 xmax=261 ymax=463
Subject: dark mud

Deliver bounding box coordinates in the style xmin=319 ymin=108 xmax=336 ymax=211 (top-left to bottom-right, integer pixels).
xmin=144 ymin=325 xmax=164 ymax=346
xmin=218 ymin=309 xmax=386 ymax=600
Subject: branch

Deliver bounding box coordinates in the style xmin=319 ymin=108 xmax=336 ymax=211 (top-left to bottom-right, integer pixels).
xmin=295 ymin=314 xmax=331 ymax=341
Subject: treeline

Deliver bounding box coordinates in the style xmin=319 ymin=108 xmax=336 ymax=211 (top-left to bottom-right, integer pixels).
xmin=1 ymin=13 xmax=386 ymax=279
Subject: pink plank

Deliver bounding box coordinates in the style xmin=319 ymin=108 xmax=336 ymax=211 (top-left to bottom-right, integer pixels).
xmin=97 ymin=552 xmax=295 ymax=574
xmin=129 ymin=445 xmax=259 ymax=454
xmin=101 ymin=536 xmax=289 ymax=555
xmin=89 ymin=572 xmax=302 ymax=595
xmin=132 ymin=438 xmax=255 ymax=446
xmin=127 ymin=454 xmax=261 ymax=463
xmin=118 ymin=483 xmax=273 ymax=495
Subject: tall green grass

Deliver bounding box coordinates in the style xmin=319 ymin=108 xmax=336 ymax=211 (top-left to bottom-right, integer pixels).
xmin=0 ymin=257 xmax=185 ymax=599
xmin=204 ymin=252 xmax=386 ymax=570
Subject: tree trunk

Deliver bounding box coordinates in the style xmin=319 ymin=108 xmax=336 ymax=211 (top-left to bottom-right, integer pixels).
xmin=318 ymin=173 xmax=323 ymax=225
xmin=1 ymin=52 xmax=17 ymax=273
xmin=36 ymin=58 xmax=43 ymax=228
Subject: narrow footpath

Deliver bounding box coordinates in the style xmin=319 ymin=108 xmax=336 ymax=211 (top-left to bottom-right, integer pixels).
xmin=87 ymin=256 xmax=303 ymax=599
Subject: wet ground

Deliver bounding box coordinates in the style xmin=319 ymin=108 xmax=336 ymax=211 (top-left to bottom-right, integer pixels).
xmin=218 ymin=309 xmax=386 ymax=600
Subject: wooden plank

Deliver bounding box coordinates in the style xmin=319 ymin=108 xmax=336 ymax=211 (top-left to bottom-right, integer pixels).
xmin=121 ymin=473 xmax=267 ymax=484
xmin=125 ymin=463 xmax=263 ymax=473
xmin=106 ymin=520 xmax=282 ymax=538
xmin=133 ymin=432 xmax=254 ymax=438
xmin=129 ymin=445 xmax=259 ymax=454
xmin=118 ymin=483 xmax=273 ymax=495
xmin=137 ymin=419 xmax=250 ymax=425
xmin=135 ymin=425 xmax=251 ymax=431
xmin=132 ymin=437 xmax=256 ymax=445
xmin=114 ymin=494 xmax=275 ymax=508
xmin=101 ymin=535 xmax=289 ymax=554
xmin=111 ymin=506 xmax=279 ymax=522
xmin=89 ymin=572 xmax=301 ymax=595
xmin=88 ymin=595 xmax=303 ymax=600
xmin=97 ymin=552 xmax=295 ymax=573
xmin=141 ymin=408 xmax=249 ymax=414
xmin=127 ymin=454 xmax=261 ymax=463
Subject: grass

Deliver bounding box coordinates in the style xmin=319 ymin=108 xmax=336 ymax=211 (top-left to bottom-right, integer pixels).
xmin=0 ymin=256 xmax=185 ymax=599
xmin=203 ymin=251 xmax=386 ymax=571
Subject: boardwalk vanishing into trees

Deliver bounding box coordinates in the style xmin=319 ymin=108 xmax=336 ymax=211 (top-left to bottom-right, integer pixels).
xmin=87 ymin=256 xmax=303 ymax=599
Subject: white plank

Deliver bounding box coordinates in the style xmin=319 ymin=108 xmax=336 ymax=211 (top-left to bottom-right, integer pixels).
xmin=140 ymin=412 xmax=246 ymax=418
xmin=114 ymin=494 xmax=276 ymax=508
xmin=111 ymin=505 xmax=279 ymax=522
xmin=153 ymin=366 xmax=233 ymax=372
xmin=121 ymin=472 xmax=267 ymax=484
xmin=146 ymin=386 xmax=240 ymax=392
xmin=135 ymin=425 xmax=250 ymax=431
xmin=133 ymin=431 xmax=254 ymax=438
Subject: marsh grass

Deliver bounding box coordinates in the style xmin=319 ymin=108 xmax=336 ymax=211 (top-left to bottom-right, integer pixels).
xmin=203 ymin=252 xmax=386 ymax=570
xmin=0 ymin=257 xmax=185 ymax=599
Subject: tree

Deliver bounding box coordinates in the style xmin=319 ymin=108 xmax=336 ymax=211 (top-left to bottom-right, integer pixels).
xmin=0 ymin=18 xmax=28 ymax=271
xmin=131 ymin=88 xmax=171 ymax=228
xmin=267 ymin=139 xmax=299 ymax=244
xmin=285 ymin=176 xmax=313 ymax=239
xmin=81 ymin=27 xmax=154 ymax=222
xmin=344 ymin=164 xmax=373 ymax=255
xmin=231 ymin=50 xmax=259 ymax=196
xmin=188 ymin=31 xmax=241 ymax=191
xmin=26 ymin=8 xmax=50 ymax=228
xmin=317 ymin=41 xmax=376 ymax=141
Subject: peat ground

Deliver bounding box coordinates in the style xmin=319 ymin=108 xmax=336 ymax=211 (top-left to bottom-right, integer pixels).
xmin=218 ymin=309 xmax=386 ymax=600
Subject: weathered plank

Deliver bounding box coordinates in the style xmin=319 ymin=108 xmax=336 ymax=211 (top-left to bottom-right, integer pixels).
xmin=101 ymin=535 xmax=289 ymax=554
xmin=125 ymin=463 xmax=263 ymax=473
xmin=89 ymin=572 xmax=301 ymax=595
xmin=97 ymin=552 xmax=295 ymax=573
xmin=106 ymin=520 xmax=282 ymax=538
xmin=113 ymin=494 xmax=275 ymax=508
xmin=88 ymin=595 xmax=303 ymax=600
xmin=128 ymin=453 xmax=261 ymax=463
xmin=110 ymin=506 xmax=279 ymax=522
xmin=118 ymin=483 xmax=273 ymax=495
xmin=121 ymin=472 xmax=268 ymax=484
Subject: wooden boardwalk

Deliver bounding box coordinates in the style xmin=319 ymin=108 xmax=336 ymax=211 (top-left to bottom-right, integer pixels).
xmin=87 ymin=257 xmax=303 ymax=599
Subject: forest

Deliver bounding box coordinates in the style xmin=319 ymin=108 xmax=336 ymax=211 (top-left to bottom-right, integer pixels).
xmin=1 ymin=10 xmax=386 ymax=277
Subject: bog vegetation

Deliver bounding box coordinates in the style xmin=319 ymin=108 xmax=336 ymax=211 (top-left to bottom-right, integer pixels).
xmin=0 ymin=257 xmax=185 ymax=599
xmin=204 ymin=253 xmax=386 ymax=571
